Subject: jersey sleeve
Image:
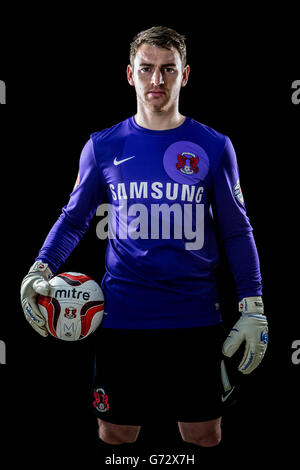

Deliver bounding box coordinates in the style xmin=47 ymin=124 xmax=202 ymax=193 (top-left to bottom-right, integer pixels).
xmin=211 ymin=137 xmax=263 ymax=300
xmin=36 ymin=138 xmax=106 ymax=273
xmin=210 ymin=136 xmax=252 ymax=239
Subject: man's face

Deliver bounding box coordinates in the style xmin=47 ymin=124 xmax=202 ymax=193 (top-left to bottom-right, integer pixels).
xmin=127 ymin=44 xmax=189 ymax=113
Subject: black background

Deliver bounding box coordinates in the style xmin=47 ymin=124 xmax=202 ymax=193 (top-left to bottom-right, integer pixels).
xmin=1 ymin=7 xmax=299 ymax=466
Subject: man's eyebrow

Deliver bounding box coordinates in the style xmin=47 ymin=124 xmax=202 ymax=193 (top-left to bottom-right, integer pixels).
xmin=139 ymin=62 xmax=177 ymax=67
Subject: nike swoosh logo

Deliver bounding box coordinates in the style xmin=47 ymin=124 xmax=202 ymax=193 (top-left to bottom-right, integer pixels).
xmin=113 ymin=156 xmax=136 ymax=166
xmin=221 ymin=386 xmax=235 ymax=403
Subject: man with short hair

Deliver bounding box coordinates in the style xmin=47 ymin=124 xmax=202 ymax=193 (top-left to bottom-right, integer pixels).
xmin=21 ymin=26 xmax=268 ymax=452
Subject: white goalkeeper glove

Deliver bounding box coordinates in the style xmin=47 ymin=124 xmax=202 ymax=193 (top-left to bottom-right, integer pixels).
xmin=222 ymin=296 xmax=268 ymax=374
xmin=20 ymin=260 xmax=53 ymax=337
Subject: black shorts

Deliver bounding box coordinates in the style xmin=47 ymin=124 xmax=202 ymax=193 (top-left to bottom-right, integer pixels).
xmin=92 ymin=324 xmax=225 ymax=426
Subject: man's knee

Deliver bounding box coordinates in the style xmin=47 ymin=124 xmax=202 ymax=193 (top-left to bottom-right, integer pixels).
xmin=98 ymin=419 xmax=141 ymax=445
xmin=186 ymin=429 xmax=222 ymax=447
xmin=179 ymin=419 xmax=222 ymax=448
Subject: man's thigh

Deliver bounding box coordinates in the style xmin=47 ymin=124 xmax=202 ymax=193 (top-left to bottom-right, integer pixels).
xmin=173 ymin=325 xmax=225 ymax=423
xmin=92 ymin=325 xmax=225 ymax=425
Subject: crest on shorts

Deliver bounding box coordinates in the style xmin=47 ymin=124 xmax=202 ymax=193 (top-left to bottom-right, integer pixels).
xmin=93 ymin=387 xmax=110 ymax=412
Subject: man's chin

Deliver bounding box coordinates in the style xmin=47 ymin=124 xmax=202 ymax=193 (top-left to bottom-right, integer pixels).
xmin=146 ymin=95 xmax=169 ymax=110
xmin=148 ymin=100 xmax=169 ymax=112
xmin=151 ymin=104 xmax=166 ymax=112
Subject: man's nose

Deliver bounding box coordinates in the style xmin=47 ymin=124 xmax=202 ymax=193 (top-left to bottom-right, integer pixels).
xmin=151 ymin=68 xmax=164 ymax=86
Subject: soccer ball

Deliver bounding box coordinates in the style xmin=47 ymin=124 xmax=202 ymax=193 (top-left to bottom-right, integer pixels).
xmin=37 ymin=272 xmax=104 ymax=341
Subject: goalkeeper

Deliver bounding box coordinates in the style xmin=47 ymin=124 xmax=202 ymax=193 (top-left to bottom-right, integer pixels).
xmin=20 ymin=26 xmax=268 ymax=450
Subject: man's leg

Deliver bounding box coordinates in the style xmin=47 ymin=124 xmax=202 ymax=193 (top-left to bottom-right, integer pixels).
xmin=178 ymin=417 xmax=222 ymax=447
xmin=98 ymin=418 xmax=141 ymax=444
xmin=93 ymin=329 xmax=143 ymax=449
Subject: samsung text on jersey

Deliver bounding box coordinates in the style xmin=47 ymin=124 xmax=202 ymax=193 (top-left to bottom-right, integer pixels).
xmin=95 ymin=181 xmax=204 ymax=250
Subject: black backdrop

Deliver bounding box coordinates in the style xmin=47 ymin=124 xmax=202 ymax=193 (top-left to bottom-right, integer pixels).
xmin=1 ymin=8 xmax=299 ymax=467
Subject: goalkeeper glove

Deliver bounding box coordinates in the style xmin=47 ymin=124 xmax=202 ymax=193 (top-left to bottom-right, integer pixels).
xmin=222 ymin=296 xmax=268 ymax=374
xmin=20 ymin=260 xmax=53 ymax=337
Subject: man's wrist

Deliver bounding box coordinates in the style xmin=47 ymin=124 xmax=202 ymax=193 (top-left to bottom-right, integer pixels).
xmin=239 ymin=296 xmax=264 ymax=315
xmin=29 ymin=260 xmax=53 ymax=280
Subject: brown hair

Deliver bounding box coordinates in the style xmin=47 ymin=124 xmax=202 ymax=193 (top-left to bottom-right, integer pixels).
xmin=129 ymin=26 xmax=187 ymax=68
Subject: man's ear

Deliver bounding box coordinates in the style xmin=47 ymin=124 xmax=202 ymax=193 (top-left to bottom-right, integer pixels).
xmin=127 ymin=64 xmax=135 ymax=87
xmin=181 ymin=65 xmax=190 ymax=87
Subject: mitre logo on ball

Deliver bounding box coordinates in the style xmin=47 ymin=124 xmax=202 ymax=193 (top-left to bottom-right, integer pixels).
xmin=37 ymin=272 xmax=105 ymax=341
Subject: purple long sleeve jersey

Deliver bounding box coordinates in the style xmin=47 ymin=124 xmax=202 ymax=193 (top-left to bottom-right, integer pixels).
xmin=37 ymin=116 xmax=262 ymax=329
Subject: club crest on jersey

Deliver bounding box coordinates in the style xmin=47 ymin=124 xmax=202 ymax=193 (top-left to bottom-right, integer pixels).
xmin=176 ymin=152 xmax=199 ymax=175
xmin=64 ymin=307 xmax=77 ymax=319
xmin=93 ymin=387 xmax=110 ymax=412
xmin=163 ymin=140 xmax=209 ymax=185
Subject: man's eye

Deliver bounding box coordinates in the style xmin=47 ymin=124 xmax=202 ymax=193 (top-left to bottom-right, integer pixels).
xmin=164 ymin=67 xmax=176 ymax=73
xmin=140 ymin=67 xmax=151 ymax=72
